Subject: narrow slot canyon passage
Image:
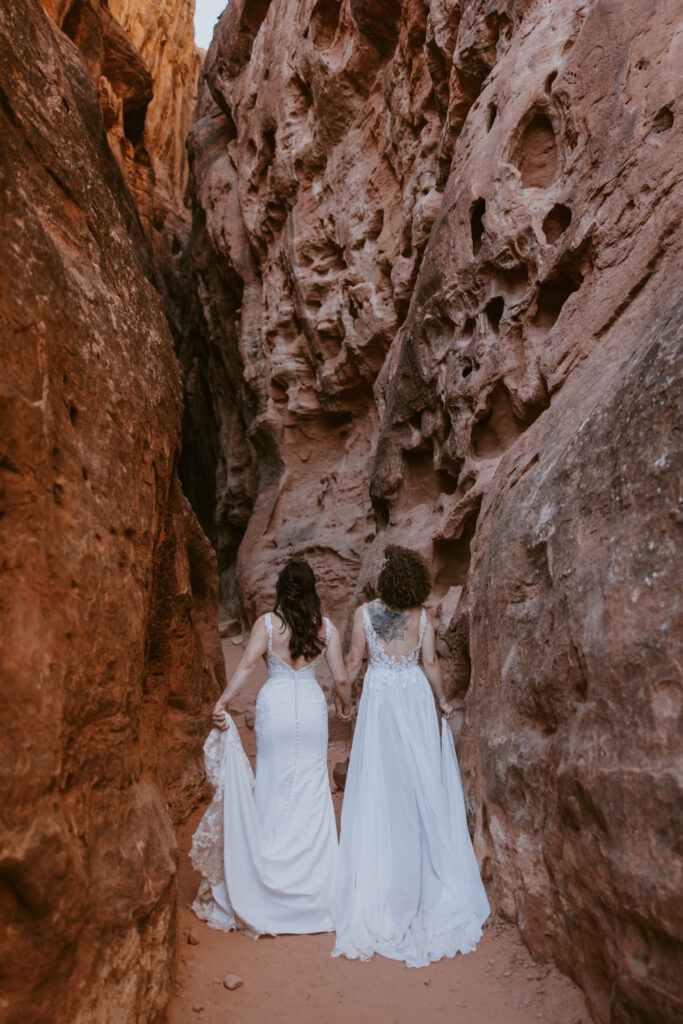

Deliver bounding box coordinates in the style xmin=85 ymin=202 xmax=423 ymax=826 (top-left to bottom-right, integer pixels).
xmin=1 ymin=2 xmax=681 ymax=1023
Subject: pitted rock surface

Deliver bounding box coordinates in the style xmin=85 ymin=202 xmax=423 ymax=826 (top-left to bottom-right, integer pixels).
xmin=182 ymin=1 xmax=683 ymax=1020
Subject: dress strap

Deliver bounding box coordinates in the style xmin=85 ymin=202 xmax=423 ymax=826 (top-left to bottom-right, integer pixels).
xmin=264 ymin=612 xmax=273 ymax=654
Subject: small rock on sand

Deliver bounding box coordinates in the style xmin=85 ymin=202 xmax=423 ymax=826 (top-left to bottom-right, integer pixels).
xmin=187 ymin=931 xmax=200 ymax=945
xmin=223 ymin=973 xmax=244 ymax=991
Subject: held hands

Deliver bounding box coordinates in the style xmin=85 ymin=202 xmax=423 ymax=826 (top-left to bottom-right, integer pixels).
xmin=212 ymin=703 xmax=230 ymax=731
xmin=334 ymin=693 xmax=353 ymax=723
xmin=439 ymin=700 xmax=455 ymax=720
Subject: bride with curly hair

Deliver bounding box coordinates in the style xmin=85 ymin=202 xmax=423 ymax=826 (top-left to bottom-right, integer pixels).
xmin=190 ymin=560 xmax=351 ymax=937
xmin=332 ymin=545 xmax=490 ymax=967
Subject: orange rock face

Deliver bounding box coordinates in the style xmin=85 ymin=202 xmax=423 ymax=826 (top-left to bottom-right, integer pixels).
xmin=183 ymin=0 xmax=682 ymax=1020
xmin=0 ymin=2 xmax=222 ymax=1022
xmin=45 ymin=0 xmax=202 ymax=308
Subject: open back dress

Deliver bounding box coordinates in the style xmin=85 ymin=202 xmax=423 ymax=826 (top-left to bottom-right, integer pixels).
xmin=191 ymin=613 xmax=337 ymax=936
xmin=331 ymin=603 xmax=490 ymax=966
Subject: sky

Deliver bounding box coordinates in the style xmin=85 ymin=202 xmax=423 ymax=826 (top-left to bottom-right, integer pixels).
xmin=194 ymin=0 xmax=228 ymax=51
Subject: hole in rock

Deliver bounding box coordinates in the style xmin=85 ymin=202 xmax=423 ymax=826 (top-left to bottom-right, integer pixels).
xmin=367 ymin=207 xmax=384 ymax=241
xmin=69 ymin=404 xmax=78 ymax=426
xmin=652 ymin=106 xmax=673 ymax=133
xmin=496 ymin=263 xmax=529 ymax=300
xmin=487 ymin=103 xmax=497 ymax=130
xmin=433 ymin=516 xmax=477 ymax=593
xmin=291 ymin=73 xmax=314 ymax=116
xmin=242 ymin=0 xmax=272 ymax=41
xmin=373 ymin=497 xmax=390 ymax=530
xmin=171 ymin=235 xmax=181 ymax=255
xmin=320 ymin=409 xmax=353 ymax=429
xmin=545 ymin=70 xmax=557 ymax=93
xmin=471 ymin=383 xmax=535 ymax=459
xmin=261 ymin=128 xmax=276 ymax=169
xmin=470 ymin=198 xmax=486 ymax=255
xmin=123 ymin=105 xmax=146 ymax=146
xmin=311 ymin=0 xmax=342 ymax=48
xmin=515 ymin=113 xmax=558 ymax=188
xmin=542 ymin=203 xmax=572 ymax=244
xmin=462 ymin=316 xmax=475 ymax=339
xmin=349 ymin=0 xmax=401 ymax=55
xmin=401 ymin=444 xmax=458 ymax=505
xmin=271 ymin=381 xmax=288 ymax=404
xmin=532 ymin=271 xmax=581 ymax=328
xmin=484 ymin=296 xmax=504 ymax=333
xmin=462 ymin=361 xmax=473 ymax=378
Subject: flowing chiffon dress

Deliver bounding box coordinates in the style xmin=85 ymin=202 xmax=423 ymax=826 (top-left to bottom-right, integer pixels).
xmin=190 ymin=614 xmax=338 ymax=935
xmin=331 ymin=604 xmax=490 ymax=967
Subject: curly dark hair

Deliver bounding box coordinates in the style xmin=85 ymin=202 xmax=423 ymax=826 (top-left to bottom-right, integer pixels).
xmin=274 ymin=560 xmax=324 ymax=660
xmin=377 ymin=545 xmax=431 ymax=610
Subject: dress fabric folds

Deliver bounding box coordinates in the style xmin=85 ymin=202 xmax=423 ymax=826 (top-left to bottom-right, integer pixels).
xmin=332 ymin=605 xmax=490 ymax=967
xmin=190 ymin=614 xmax=337 ymax=936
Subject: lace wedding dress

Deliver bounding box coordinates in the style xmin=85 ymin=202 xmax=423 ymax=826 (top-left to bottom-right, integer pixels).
xmin=332 ymin=604 xmax=490 ymax=967
xmin=190 ymin=613 xmax=338 ymax=935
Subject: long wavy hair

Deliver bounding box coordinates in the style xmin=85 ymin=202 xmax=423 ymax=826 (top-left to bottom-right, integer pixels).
xmin=273 ymin=560 xmax=324 ymax=661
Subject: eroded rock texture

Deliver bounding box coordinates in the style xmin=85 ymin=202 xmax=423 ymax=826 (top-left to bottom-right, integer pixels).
xmin=0 ymin=2 xmax=223 ymax=1021
xmin=42 ymin=0 xmax=202 ymax=325
xmin=184 ymin=0 xmax=682 ymax=1019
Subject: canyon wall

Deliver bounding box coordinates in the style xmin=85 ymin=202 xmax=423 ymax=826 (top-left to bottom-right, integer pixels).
xmin=0 ymin=2 xmax=222 ymax=1022
xmin=41 ymin=0 xmax=202 ymax=320
xmin=184 ymin=0 xmax=683 ymax=1020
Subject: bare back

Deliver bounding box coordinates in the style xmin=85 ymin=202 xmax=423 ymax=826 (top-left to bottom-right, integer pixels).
xmin=365 ymin=599 xmax=424 ymax=661
xmin=267 ymin=612 xmax=328 ymax=670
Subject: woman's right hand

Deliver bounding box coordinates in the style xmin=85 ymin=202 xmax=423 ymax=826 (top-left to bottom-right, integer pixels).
xmin=212 ymin=704 xmax=230 ymax=731
xmin=439 ymin=700 xmax=455 ymax=720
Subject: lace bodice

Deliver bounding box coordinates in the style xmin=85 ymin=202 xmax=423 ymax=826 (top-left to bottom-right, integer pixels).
xmin=264 ymin=612 xmax=331 ymax=681
xmin=362 ymin=604 xmax=427 ymax=670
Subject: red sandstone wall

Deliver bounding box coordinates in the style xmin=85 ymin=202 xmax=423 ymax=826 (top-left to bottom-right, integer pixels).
xmin=0 ymin=3 xmax=223 ymax=1021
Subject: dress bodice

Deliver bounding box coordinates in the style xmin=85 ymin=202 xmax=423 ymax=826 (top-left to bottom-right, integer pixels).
xmin=265 ymin=612 xmax=331 ymax=681
xmin=362 ymin=604 xmax=427 ymax=670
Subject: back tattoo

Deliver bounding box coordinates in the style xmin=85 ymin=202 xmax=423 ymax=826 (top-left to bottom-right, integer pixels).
xmin=370 ymin=601 xmax=410 ymax=641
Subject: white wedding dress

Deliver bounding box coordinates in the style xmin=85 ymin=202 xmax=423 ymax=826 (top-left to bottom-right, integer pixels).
xmin=332 ymin=604 xmax=490 ymax=966
xmin=190 ymin=613 xmax=337 ymax=935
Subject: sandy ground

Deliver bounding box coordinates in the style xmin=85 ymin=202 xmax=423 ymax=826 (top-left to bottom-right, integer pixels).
xmin=167 ymin=639 xmax=590 ymax=1024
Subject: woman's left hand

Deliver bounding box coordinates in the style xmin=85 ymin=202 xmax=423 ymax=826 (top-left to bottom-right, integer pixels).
xmin=439 ymin=700 xmax=455 ymax=720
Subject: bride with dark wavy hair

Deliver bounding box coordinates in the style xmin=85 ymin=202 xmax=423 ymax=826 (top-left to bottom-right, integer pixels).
xmin=190 ymin=560 xmax=351 ymax=937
